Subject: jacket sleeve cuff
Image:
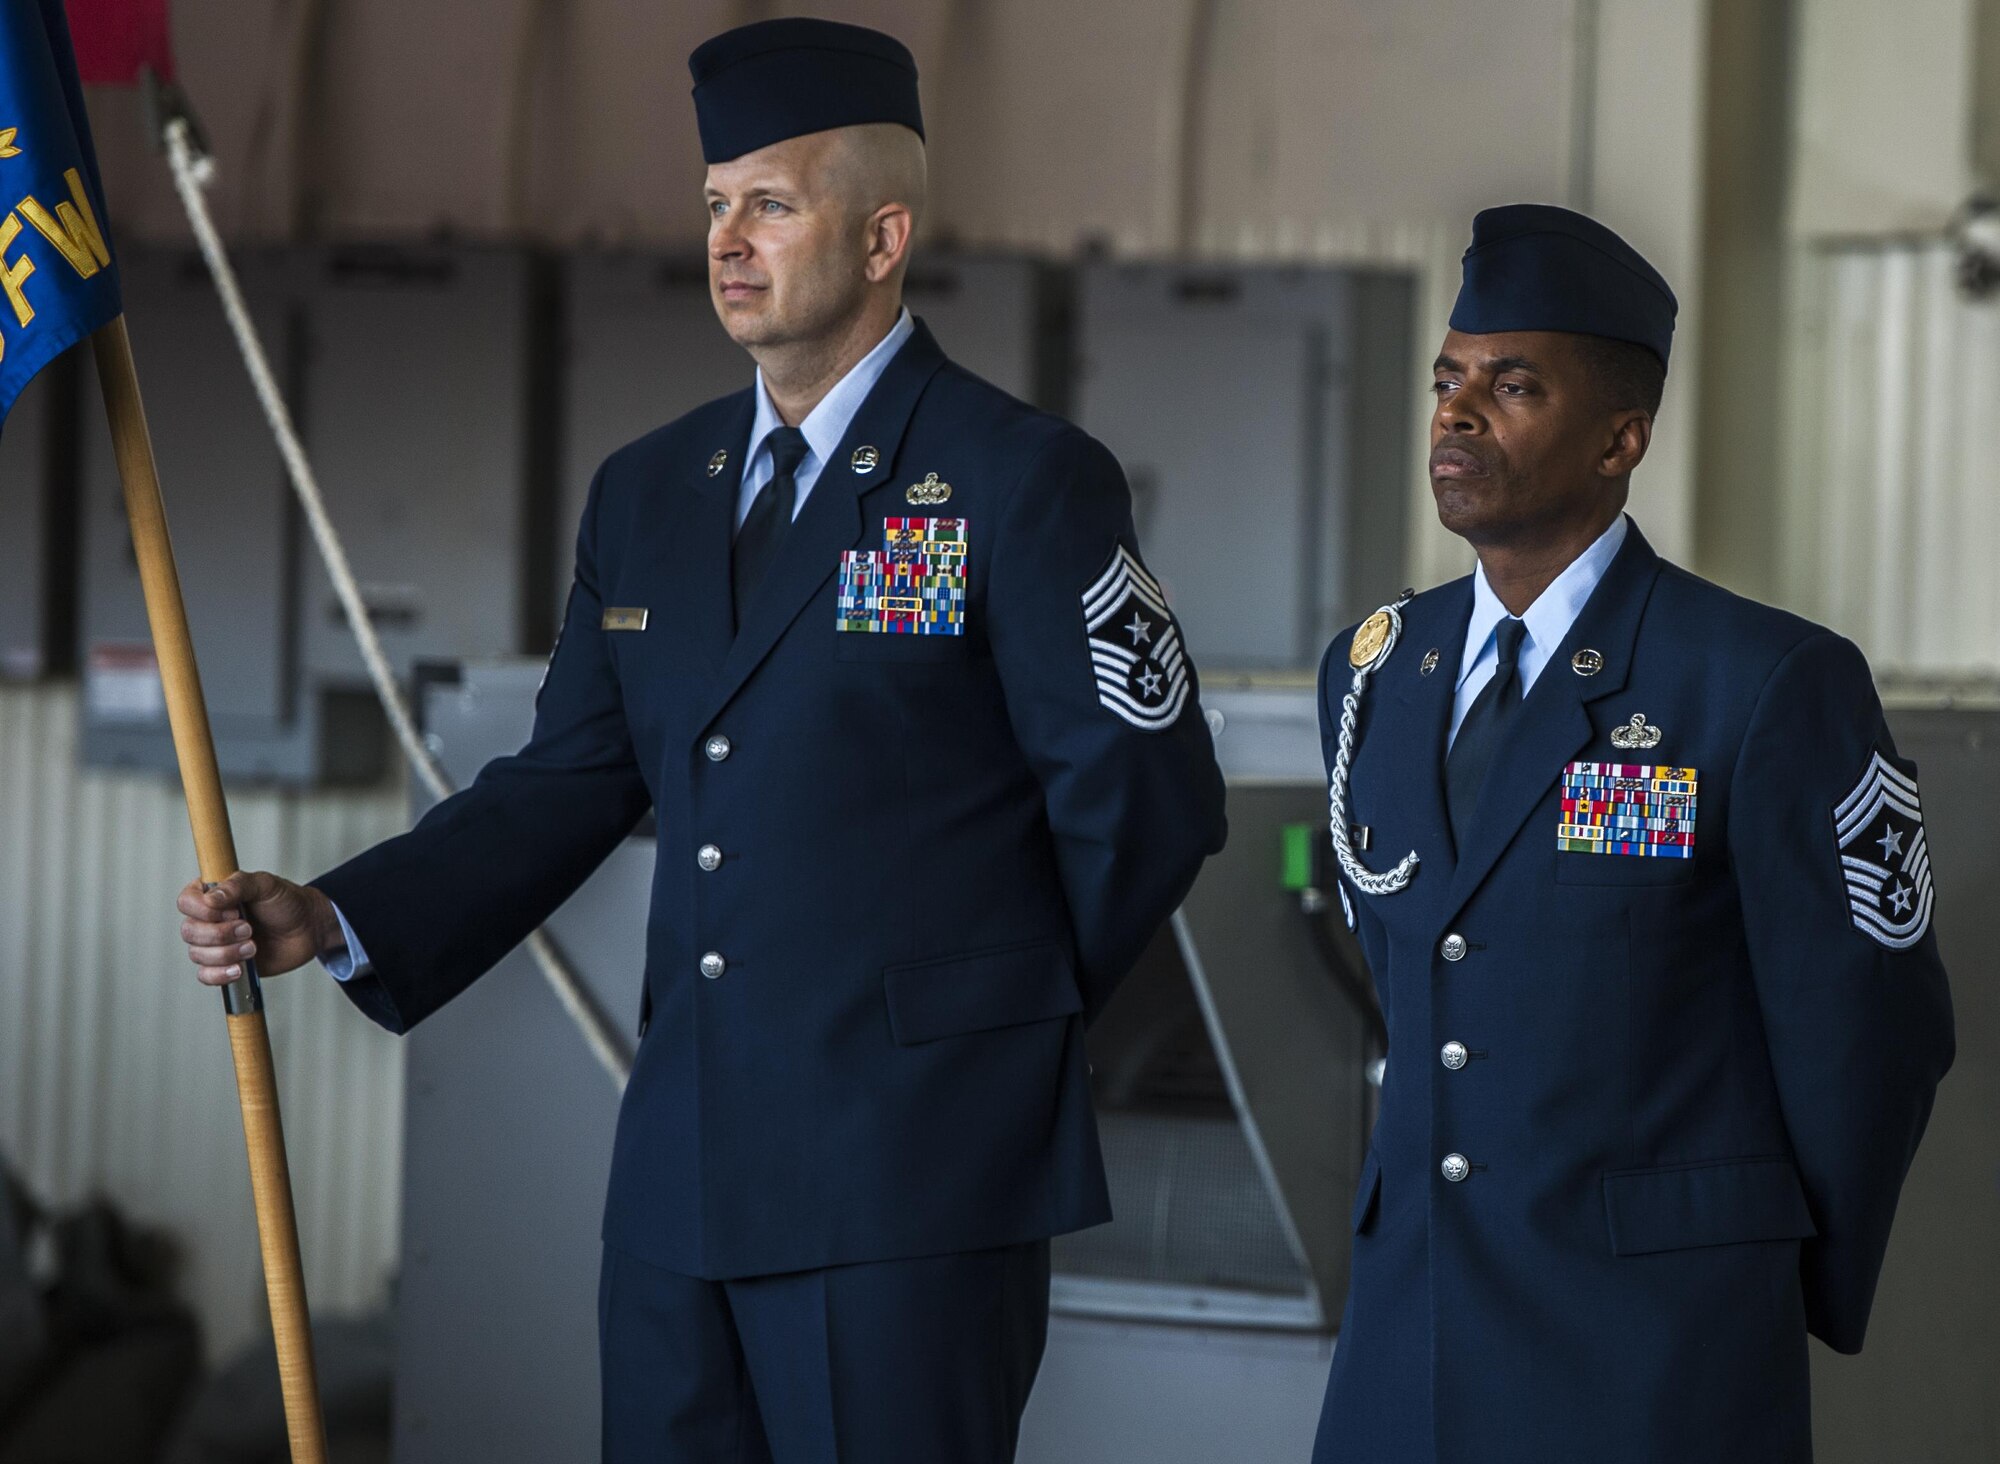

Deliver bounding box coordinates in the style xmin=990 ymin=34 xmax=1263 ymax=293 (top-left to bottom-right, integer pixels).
xmin=320 ymin=899 xmax=375 ymax=983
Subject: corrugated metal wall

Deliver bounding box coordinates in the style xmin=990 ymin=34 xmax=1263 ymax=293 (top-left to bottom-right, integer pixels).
xmin=0 ymin=682 xmax=408 ymax=1361
xmin=1782 ymin=243 xmax=2000 ymax=675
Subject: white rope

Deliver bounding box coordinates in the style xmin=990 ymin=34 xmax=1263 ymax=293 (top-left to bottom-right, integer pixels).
xmin=162 ymin=118 xmax=632 ymax=1090
xmin=1327 ymin=597 xmax=1420 ymax=897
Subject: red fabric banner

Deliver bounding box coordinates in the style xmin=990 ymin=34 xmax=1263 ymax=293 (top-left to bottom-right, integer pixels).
xmin=64 ymin=0 xmax=174 ymax=85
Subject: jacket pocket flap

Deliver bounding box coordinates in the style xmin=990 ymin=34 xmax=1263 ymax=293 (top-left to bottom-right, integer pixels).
xmin=1603 ymin=1156 xmax=1818 ymax=1256
xmin=1351 ymin=1148 xmax=1383 ymax=1233
xmin=883 ymin=941 xmax=1081 ymax=1045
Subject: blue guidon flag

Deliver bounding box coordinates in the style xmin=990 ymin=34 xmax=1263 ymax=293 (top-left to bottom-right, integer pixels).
xmin=1833 ymin=750 xmax=1934 ymax=950
xmin=0 ymin=0 xmax=121 ymax=437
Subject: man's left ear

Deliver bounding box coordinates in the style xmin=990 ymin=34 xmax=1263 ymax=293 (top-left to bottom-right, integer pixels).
xmin=865 ymin=204 xmax=914 ymax=284
xmin=1602 ymin=410 xmax=1652 ymax=478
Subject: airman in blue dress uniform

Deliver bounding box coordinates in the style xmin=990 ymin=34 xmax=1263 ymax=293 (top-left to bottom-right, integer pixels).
xmin=176 ymin=19 xmax=1225 ymax=1462
xmin=1313 ymin=205 xmax=1954 ymax=1464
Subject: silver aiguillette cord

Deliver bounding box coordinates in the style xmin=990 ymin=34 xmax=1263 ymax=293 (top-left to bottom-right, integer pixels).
xmin=1328 ymin=595 xmax=1420 ymax=896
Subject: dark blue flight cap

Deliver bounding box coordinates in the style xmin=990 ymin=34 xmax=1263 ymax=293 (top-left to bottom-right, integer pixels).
xmin=1449 ymin=204 xmax=1678 ymax=367
xmin=690 ymin=18 xmax=924 ymax=165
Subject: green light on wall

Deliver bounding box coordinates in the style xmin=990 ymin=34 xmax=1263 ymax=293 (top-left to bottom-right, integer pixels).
xmin=1280 ymin=821 xmax=1315 ymax=891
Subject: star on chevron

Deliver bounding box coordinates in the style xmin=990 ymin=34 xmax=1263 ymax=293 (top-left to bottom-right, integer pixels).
xmin=1876 ymin=824 xmax=1904 ymax=861
xmin=1137 ymin=666 xmax=1164 ymax=698
xmin=1124 ymin=612 xmax=1153 ymax=646
xmin=0 ymin=130 xmax=20 ymax=160
xmin=1888 ymin=882 xmax=1914 ymax=915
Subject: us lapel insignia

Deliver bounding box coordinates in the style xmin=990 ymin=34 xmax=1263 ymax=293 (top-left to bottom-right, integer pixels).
xmin=906 ymin=471 xmax=952 ymax=506
xmin=851 ymin=445 xmax=880 ymax=474
xmin=1834 ymin=751 xmax=1934 ymax=948
xmin=837 ymin=517 xmax=968 ymax=636
xmin=1609 ymin=712 xmax=1662 ymax=749
xmin=1420 ymin=648 xmax=1441 ymax=676
xmin=1560 ymin=763 xmax=1697 ymax=858
xmin=1571 ymin=648 xmax=1605 ymax=676
xmin=706 ymin=450 xmax=728 ymax=477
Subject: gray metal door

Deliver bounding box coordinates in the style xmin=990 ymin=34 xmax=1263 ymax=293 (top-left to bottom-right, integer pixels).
xmin=300 ymin=247 xmax=546 ymax=686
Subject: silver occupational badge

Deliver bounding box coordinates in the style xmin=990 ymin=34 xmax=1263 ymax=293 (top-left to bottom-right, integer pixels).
xmin=1609 ymin=713 xmax=1662 ymax=750
xmin=906 ymin=472 xmax=952 ymax=506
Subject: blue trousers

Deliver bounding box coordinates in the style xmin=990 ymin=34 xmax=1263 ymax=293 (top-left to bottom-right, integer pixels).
xmin=598 ymin=1240 xmax=1051 ymax=1463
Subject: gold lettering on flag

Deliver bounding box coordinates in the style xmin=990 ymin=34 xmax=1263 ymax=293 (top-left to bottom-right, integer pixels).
xmin=18 ymin=167 xmax=110 ymax=279
xmin=0 ymin=212 xmax=34 ymax=327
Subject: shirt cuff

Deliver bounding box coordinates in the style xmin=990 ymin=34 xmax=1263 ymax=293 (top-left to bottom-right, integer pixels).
xmin=321 ymin=900 xmax=374 ymax=983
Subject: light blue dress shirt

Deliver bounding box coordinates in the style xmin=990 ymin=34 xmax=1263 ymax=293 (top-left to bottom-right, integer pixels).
xmin=324 ymin=903 xmax=370 ymax=982
xmin=1448 ymin=514 xmax=1628 ymax=748
xmin=323 ymin=310 xmax=918 ymax=983
xmin=736 ymin=308 xmax=914 ymax=528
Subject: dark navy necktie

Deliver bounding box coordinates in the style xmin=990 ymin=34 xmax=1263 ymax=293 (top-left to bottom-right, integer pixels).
xmin=1445 ymin=616 xmax=1528 ymax=848
xmin=732 ymin=426 xmax=810 ymax=632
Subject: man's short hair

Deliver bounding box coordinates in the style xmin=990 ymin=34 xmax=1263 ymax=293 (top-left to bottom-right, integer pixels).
xmin=1577 ymin=334 xmax=1666 ymax=417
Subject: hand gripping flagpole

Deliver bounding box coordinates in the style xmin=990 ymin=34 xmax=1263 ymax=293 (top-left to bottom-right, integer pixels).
xmin=91 ymin=317 xmax=330 ymax=1464
xmin=153 ymin=110 xmax=633 ymax=1091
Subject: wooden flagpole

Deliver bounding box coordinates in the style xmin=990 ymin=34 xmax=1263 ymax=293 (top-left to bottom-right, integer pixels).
xmin=90 ymin=315 xmax=329 ymax=1463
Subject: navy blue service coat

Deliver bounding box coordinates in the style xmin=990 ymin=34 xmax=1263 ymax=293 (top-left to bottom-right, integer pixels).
xmin=316 ymin=320 xmax=1227 ymax=1279
xmin=1314 ymin=521 xmax=1953 ymax=1464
